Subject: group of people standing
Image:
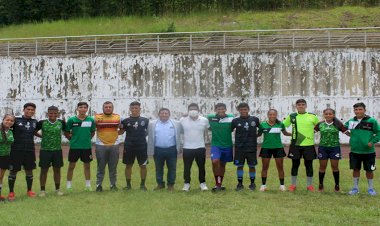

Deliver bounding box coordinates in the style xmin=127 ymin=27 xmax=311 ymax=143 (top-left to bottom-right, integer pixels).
xmin=0 ymin=98 xmax=378 ymax=201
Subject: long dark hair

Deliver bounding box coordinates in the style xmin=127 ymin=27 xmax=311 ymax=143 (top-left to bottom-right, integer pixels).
xmin=323 ymin=108 xmax=343 ymax=129
xmin=1 ymin=114 xmax=15 ymax=142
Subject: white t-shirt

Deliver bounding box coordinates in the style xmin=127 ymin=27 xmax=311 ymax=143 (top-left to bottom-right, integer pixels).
xmin=180 ymin=116 xmax=210 ymax=149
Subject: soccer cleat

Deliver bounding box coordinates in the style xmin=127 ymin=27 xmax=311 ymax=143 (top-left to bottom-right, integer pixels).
xmin=38 ymin=191 xmax=47 ymax=197
xmin=8 ymin=192 xmax=15 ymax=201
xmin=199 ymin=183 xmax=208 ymax=191
xmin=140 ymin=185 xmax=147 ymax=191
xmin=249 ymin=183 xmax=256 ymax=191
xmin=334 ymin=185 xmax=340 ymax=192
xmin=27 ymin=190 xmax=36 ymax=197
xmin=288 ymin=184 xmax=297 ymax=192
xmin=123 ymin=185 xmax=132 ymax=191
xmin=0 ymin=196 xmax=5 ymax=202
xmin=235 ymin=183 xmax=244 ymax=191
xmin=167 ymin=185 xmax=174 ymax=192
xmin=153 ymin=184 xmax=165 ymax=191
xmin=182 ymin=183 xmax=190 ymax=192
xmin=348 ymin=188 xmax=359 ymax=195
xmin=307 ymin=185 xmax=315 ymax=192
xmin=96 ymin=185 xmax=103 ymax=192
xmin=55 ymin=190 xmax=64 ymax=196
xmin=318 ymin=184 xmax=324 ymax=192
xmin=84 ymin=186 xmax=92 ymax=192
xmin=259 ymin=185 xmax=267 ymax=192
xmin=367 ymin=188 xmax=377 ymax=196
xmin=110 ymin=185 xmax=118 ymax=191
xmin=279 ymin=185 xmax=286 ymax=192
xmin=66 ymin=187 xmax=73 ymax=193
xmin=211 ymin=186 xmax=222 ymax=192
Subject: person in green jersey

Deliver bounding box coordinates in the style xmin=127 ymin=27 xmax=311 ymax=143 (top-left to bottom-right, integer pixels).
xmin=208 ymin=103 xmax=234 ymax=192
xmin=0 ymin=114 xmax=15 ymax=201
xmin=283 ymin=99 xmax=319 ymax=192
xmin=258 ymin=109 xmax=290 ymax=192
xmin=314 ymin=108 xmax=348 ymax=192
xmin=36 ymin=106 xmax=66 ymax=197
xmin=64 ymin=102 xmax=96 ymax=191
xmin=345 ymin=103 xmax=380 ymax=196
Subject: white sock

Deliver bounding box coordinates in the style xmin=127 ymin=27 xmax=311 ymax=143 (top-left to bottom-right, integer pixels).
xmin=85 ymin=180 xmax=91 ymax=187
xmin=67 ymin=181 xmax=72 ymax=188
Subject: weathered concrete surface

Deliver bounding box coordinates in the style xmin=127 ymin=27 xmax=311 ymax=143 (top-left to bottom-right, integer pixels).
xmin=1 ymin=49 xmax=380 ymax=143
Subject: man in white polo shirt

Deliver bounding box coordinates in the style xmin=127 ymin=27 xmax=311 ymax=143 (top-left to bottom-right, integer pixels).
xmin=180 ymin=103 xmax=210 ymax=191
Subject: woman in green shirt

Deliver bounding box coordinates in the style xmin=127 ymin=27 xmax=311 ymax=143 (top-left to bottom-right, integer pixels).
xmin=0 ymin=114 xmax=15 ymax=201
xmin=258 ymin=109 xmax=290 ymax=192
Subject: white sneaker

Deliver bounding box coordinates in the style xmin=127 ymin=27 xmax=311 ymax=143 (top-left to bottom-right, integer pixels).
xmin=259 ymin=185 xmax=267 ymax=192
xmin=200 ymin=183 xmax=208 ymax=191
xmin=182 ymin=183 xmax=190 ymax=192
xmin=279 ymin=185 xmax=286 ymax=192
xmin=38 ymin=191 xmax=47 ymax=197
xmin=56 ymin=190 xmax=64 ymax=196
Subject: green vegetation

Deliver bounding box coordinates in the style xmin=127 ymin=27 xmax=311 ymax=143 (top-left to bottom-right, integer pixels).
xmin=0 ymin=6 xmax=379 ymax=39
xmin=2 ymin=159 xmax=380 ymax=225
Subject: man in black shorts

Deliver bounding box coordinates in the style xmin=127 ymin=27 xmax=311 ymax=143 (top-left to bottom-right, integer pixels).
xmin=8 ymin=103 xmax=38 ymax=201
xmin=231 ymin=103 xmax=260 ymax=191
xmin=119 ymin=101 xmax=149 ymax=191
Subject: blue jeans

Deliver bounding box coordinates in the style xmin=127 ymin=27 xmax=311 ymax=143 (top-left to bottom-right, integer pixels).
xmin=154 ymin=146 xmax=177 ymax=186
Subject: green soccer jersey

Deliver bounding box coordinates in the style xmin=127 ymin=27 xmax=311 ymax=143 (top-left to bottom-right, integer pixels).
xmin=0 ymin=130 xmax=14 ymax=156
xmin=65 ymin=116 xmax=96 ymax=149
xmin=344 ymin=116 xmax=380 ymax=154
xmin=37 ymin=119 xmax=65 ymax=151
xmin=283 ymin=112 xmax=319 ymax=146
xmin=259 ymin=121 xmax=285 ymax=149
xmin=315 ymin=120 xmax=346 ymax=147
xmin=208 ymin=114 xmax=233 ymax=148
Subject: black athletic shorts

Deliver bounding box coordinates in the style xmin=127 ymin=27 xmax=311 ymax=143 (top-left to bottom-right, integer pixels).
xmin=123 ymin=146 xmax=148 ymax=166
xmin=234 ymin=150 xmax=257 ymax=167
xmin=349 ymin=152 xmax=376 ymax=172
xmin=259 ymin=148 xmax=286 ymax=158
xmin=9 ymin=151 xmax=36 ymax=171
xmin=0 ymin=156 xmax=10 ymax=170
xmin=288 ymin=145 xmax=316 ymax=160
xmin=39 ymin=150 xmax=64 ymax=168
xmin=68 ymin=149 xmax=93 ymax=163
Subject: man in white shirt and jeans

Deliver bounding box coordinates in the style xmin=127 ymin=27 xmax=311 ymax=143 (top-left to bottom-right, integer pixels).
xmin=180 ymin=103 xmax=210 ymax=191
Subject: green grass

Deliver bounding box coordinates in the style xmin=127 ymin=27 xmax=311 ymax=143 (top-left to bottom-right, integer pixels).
xmin=1 ymin=158 xmax=380 ymax=226
xmin=0 ymin=6 xmax=380 ymax=38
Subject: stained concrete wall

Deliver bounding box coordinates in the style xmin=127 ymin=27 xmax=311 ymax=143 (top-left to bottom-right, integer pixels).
xmin=1 ymin=49 xmax=380 ymax=143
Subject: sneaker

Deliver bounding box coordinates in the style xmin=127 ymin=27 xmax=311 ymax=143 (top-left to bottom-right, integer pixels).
xmin=259 ymin=185 xmax=267 ymax=192
xmin=38 ymin=191 xmax=47 ymax=197
xmin=307 ymin=185 xmax=315 ymax=192
xmin=182 ymin=183 xmax=190 ymax=192
xmin=153 ymin=184 xmax=165 ymax=191
xmin=123 ymin=185 xmax=132 ymax=191
xmin=348 ymin=188 xmax=359 ymax=195
xmin=318 ymin=184 xmax=324 ymax=192
xmin=288 ymin=184 xmax=296 ymax=192
xmin=167 ymin=185 xmax=174 ymax=192
xmin=199 ymin=183 xmax=208 ymax=191
xmin=66 ymin=187 xmax=73 ymax=193
xmin=27 ymin=190 xmax=36 ymax=197
xmin=211 ymin=186 xmax=222 ymax=192
xmin=84 ymin=186 xmax=92 ymax=192
xmin=334 ymin=185 xmax=340 ymax=192
xmin=368 ymin=188 xmax=377 ymax=196
xmin=96 ymin=185 xmax=103 ymax=192
xmin=110 ymin=185 xmax=118 ymax=191
xmin=8 ymin=192 xmax=15 ymax=201
xmin=140 ymin=185 xmax=147 ymax=191
xmin=235 ymin=183 xmax=244 ymax=191
xmin=0 ymin=196 xmax=5 ymax=202
xmin=279 ymin=185 xmax=286 ymax=192
xmin=249 ymin=183 xmax=256 ymax=191
xmin=55 ymin=190 xmax=64 ymax=196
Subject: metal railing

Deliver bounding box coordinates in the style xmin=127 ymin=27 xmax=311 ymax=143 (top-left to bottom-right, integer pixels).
xmin=0 ymin=27 xmax=379 ymax=56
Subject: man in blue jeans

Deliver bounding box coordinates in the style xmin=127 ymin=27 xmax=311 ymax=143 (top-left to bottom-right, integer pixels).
xmin=148 ymin=108 xmax=182 ymax=191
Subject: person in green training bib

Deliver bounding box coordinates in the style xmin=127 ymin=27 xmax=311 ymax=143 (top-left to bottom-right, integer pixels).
xmin=314 ymin=108 xmax=349 ymax=192
xmin=36 ymin=106 xmax=66 ymax=197
xmin=208 ymin=103 xmax=234 ymax=192
xmin=283 ymin=99 xmax=319 ymax=192
xmin=345 ymin=102 xmax=380 ymax=196
xmin=258 ymin=109 xmax=290 ymax=192
xmin=0 ymin=114 xmax=15 ymax=201
xmin=64 ymin=102 xmax=96 ymax=191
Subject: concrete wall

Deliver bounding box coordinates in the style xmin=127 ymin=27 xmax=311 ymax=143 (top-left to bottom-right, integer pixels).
xmin=1 ymin=49 xmax=380 ymax=143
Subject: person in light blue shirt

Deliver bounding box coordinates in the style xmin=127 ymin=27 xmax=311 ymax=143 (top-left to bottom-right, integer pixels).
xmin=147 ymin=108 xmax=182 ymax=191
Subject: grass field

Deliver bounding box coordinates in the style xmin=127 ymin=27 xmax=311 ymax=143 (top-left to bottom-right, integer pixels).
xmin=0 ymin=6 xmax=380 ymax=38
xmin=1 ymin=157 xmax=379 ymax=226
